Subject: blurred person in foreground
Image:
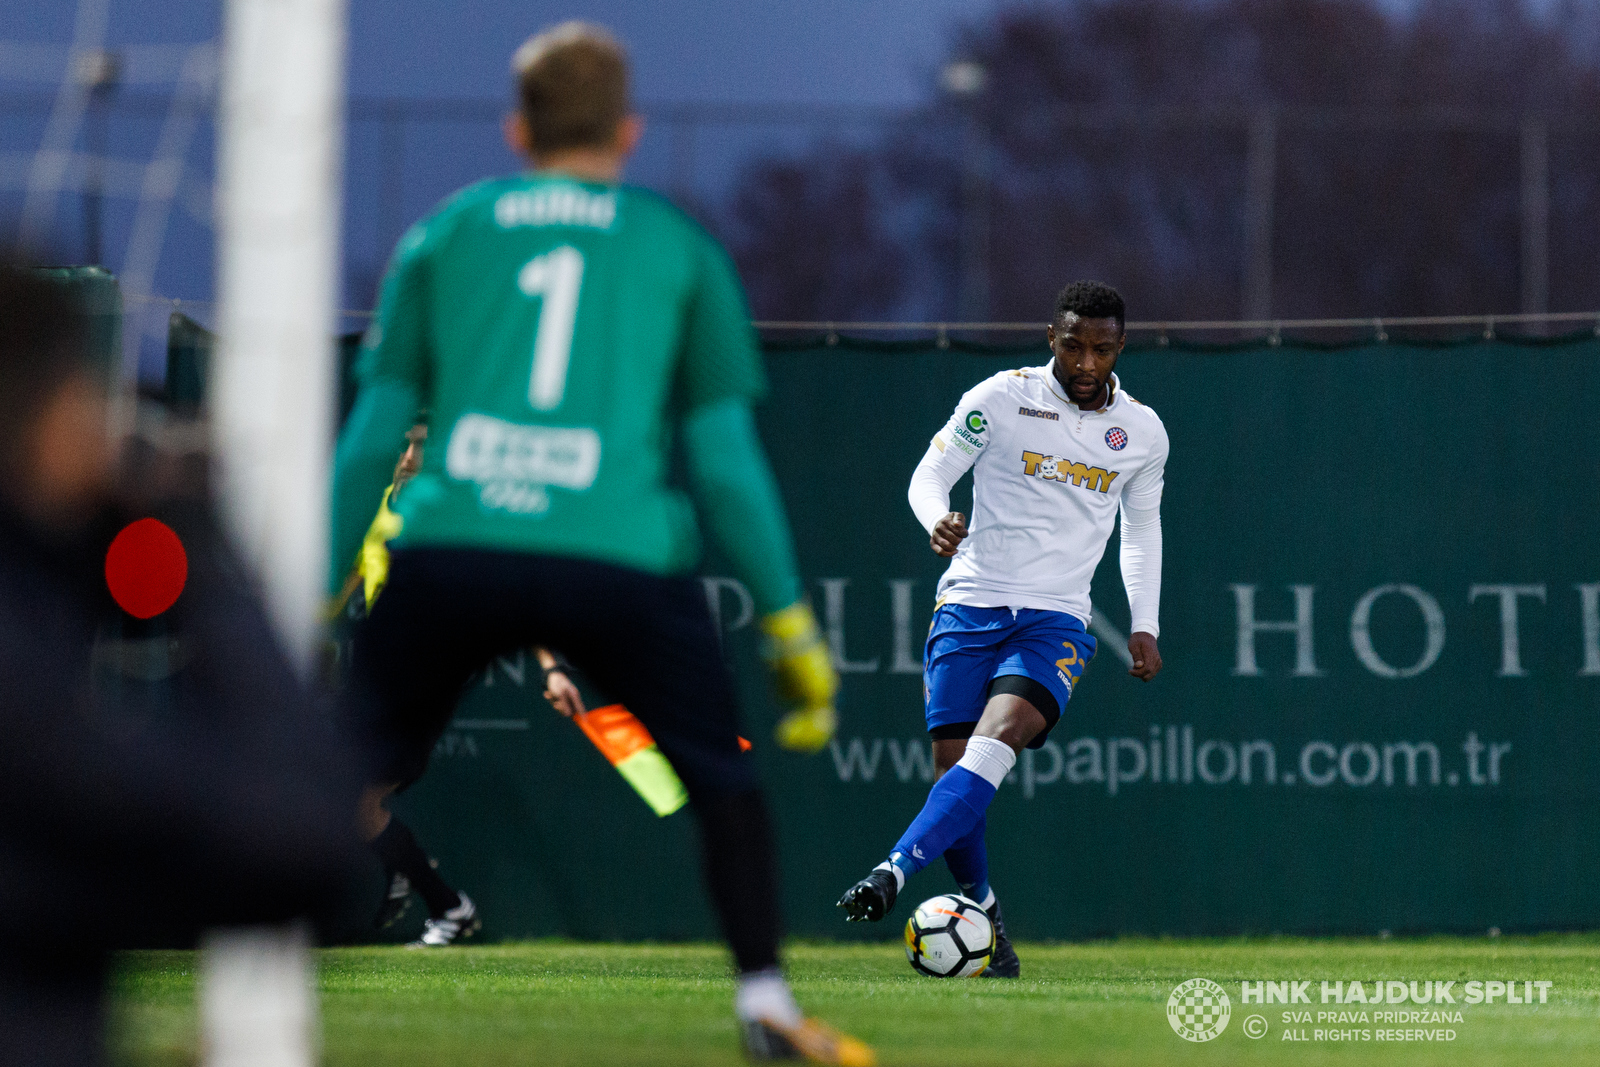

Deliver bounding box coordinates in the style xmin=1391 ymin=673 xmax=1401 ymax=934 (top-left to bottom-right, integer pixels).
xmin=331 ymin=22 xmax=869 ymax=1065
xmin=0 ymin=259 xmax=362 ymax=1067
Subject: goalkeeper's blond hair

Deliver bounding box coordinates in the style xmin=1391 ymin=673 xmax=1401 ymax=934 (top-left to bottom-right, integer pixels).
xmin=512 ymin=22 xmax=629 ymax=157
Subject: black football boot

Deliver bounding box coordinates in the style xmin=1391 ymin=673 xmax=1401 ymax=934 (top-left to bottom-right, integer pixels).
xmin=982 ymin=898 xmax=1020 ymax=978
xmin=836 ymin=868 xmax=899 ymax=922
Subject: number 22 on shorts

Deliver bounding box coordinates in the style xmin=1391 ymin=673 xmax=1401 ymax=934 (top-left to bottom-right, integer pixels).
xmin=1055 ymin=642 xmax=1082 ymax=690
xmin=518 ymin=245 xmax=585 ymax=411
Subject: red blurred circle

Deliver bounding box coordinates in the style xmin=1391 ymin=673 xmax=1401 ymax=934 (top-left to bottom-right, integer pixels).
xmin=105 ymin=518 xmax=188 ymax=619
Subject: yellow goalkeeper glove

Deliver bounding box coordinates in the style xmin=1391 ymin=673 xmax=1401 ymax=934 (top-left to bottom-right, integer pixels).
xmin=759 ymin=601 xmax=839 ymax=754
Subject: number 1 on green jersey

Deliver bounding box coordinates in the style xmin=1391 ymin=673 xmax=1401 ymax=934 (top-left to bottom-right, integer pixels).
xmin=518 ymin=244 xmax=584 ymax=411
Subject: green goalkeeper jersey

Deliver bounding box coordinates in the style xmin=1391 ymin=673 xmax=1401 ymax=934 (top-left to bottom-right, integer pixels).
xmin=333 ymin=172 xmax=783 ymax=592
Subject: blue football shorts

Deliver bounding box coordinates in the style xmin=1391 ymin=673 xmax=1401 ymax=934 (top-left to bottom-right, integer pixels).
xmin=923 ymin=603 xmax=1096 ymax=749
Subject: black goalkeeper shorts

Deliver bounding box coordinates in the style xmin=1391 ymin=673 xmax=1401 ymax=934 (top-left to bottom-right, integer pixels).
xmin=344 ymin=547 xmax=757 ymax=797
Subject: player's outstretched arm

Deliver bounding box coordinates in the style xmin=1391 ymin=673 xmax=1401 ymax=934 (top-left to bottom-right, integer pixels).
xmin=675 ymin=237 xmax=837 ymax=751
xmin=1119 ymin=424 xmax=1168 ymax=681
xmin=1120 ymin=502 xmax=1163 ymax=682
xmin=682 ymin=399 xmax=838 ymax=752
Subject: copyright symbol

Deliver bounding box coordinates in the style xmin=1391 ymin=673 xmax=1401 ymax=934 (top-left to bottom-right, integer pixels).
xmin=1243 ymin=1014 xmax=1268 ymax=1039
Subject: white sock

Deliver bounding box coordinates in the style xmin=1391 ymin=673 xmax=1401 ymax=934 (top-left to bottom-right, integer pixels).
xmin=976 ymin=888 xmax=996 ymax=910
xmin=956 ymin=735 xmax=1016 ymax=788
xmin=736 ymin=967 xmax=802 ymax=1027
xmin=874 ymin=860 xmax=906 ymax=891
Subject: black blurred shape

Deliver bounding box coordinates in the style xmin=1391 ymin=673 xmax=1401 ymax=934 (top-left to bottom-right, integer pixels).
xmin=0 ymin=258 xmax=363 ymax=1067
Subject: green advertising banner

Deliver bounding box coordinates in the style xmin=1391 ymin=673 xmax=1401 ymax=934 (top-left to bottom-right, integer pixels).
xmin=371 ymin=332 xmax=1600 ymax=942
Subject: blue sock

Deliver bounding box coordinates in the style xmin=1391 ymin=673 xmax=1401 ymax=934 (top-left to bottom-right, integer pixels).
xmin=888 ymin=766 xmax=997 ymax=881
xmin=943 ymin=813 xmax=990 ymax=905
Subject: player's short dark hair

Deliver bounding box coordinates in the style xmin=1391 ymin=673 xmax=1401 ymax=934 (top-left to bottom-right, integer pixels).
xmin=1053 ymin=281 xmax=1126 ymax=334
xmin=0 ymin=258 xmax=89 ymax=469
xmin=513 ymin=22 xmax=629 ymax=157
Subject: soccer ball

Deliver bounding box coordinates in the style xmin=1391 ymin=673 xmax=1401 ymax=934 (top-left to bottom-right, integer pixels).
xmin=904 ymin=894 xmax=994 ymax=977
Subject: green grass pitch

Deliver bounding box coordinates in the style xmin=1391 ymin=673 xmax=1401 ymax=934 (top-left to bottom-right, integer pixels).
xmin=111 ymin=936 xmax=1600 ymax=1066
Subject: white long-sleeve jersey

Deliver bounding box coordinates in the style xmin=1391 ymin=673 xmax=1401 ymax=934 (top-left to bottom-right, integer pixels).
xmin=908 ymin=363 xmax=1168 ymax=636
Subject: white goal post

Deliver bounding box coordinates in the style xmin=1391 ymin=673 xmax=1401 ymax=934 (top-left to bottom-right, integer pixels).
xmin=206 ymin=0 xmax=348 ymax=1063
xmin=213 ymin=0 xmax=346 ymax=670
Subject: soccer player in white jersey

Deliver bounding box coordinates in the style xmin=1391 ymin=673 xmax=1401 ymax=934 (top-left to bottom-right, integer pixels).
xmin=837 ymin=281 xmax=1167 ymax=977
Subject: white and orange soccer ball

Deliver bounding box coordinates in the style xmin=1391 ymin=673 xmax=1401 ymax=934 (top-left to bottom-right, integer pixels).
xmin=904 ymin=894 xmax=995 ymax=978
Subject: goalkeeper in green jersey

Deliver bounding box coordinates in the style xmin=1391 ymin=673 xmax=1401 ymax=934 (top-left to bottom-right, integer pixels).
xmin=331 ymin=22 xmax=869 ymax=1066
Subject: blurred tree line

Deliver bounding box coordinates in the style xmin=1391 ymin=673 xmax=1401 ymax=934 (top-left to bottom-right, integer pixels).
xmin=718 ymin=0 xmax=1600 ymax=324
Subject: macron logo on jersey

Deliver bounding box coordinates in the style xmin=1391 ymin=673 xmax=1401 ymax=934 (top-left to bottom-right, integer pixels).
xmin=494 ymin=187 xmax=617 ymax=230
xmin=1018 ymin=406 xmax=1059 ymax=421
xmin=1021 ymin=450 xmax=1119 ymax=493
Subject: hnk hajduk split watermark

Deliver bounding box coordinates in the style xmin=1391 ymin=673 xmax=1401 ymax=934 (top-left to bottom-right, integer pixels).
xmin=1166 ymin=977 xmax=1553 ymax=1044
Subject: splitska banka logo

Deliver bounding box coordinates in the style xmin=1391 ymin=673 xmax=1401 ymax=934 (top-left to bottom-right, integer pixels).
xmin=1021 ymin=450 xmax=1119 ymax=493
xmin=948 ymin=411 xmax=989 ymax=457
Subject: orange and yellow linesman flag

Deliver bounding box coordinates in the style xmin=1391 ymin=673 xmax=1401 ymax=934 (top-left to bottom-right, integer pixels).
xmin=573 ymin=705 xmax=689 ymax=817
